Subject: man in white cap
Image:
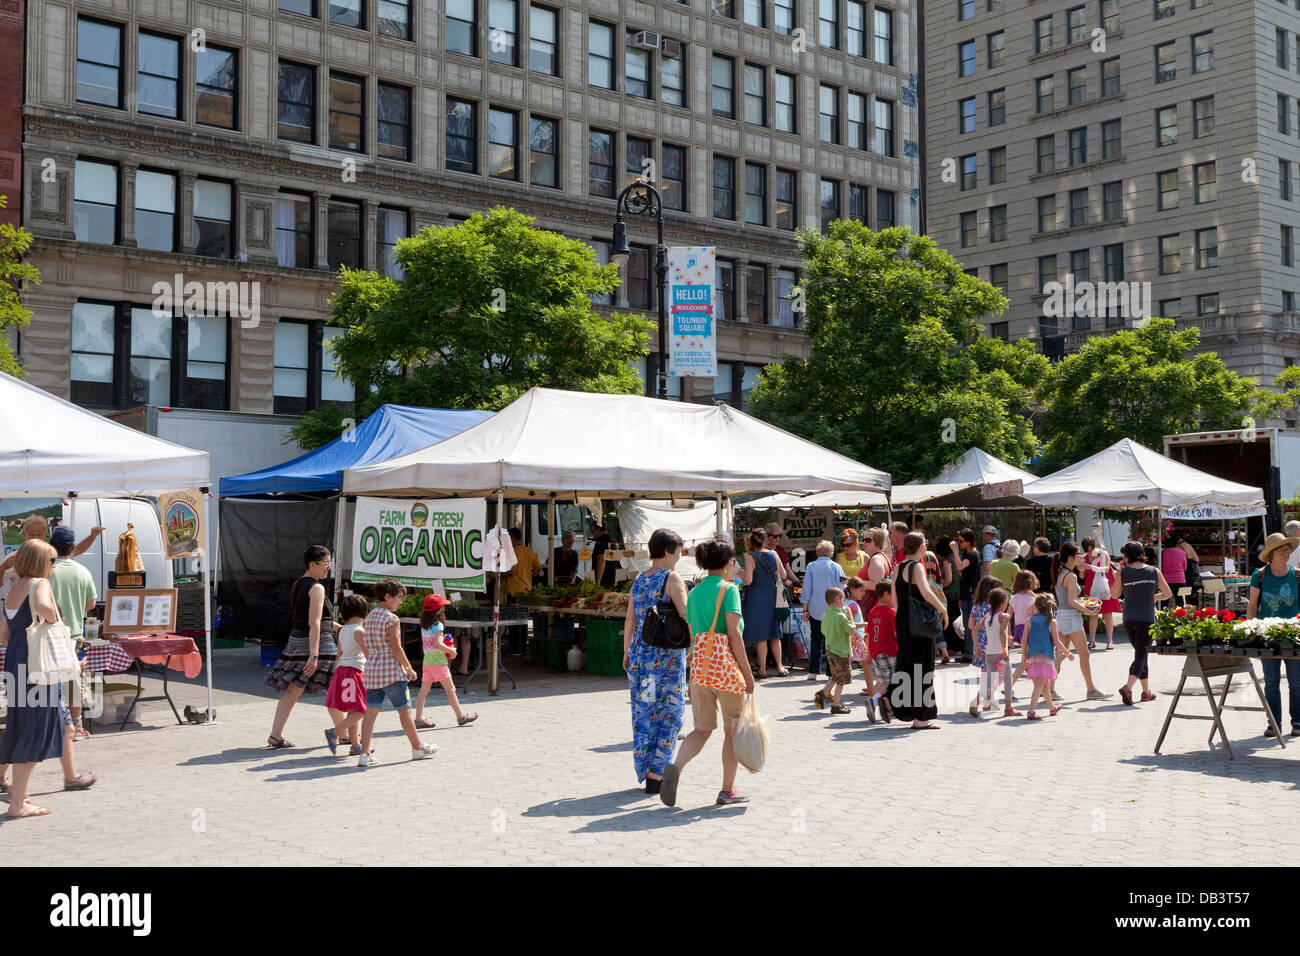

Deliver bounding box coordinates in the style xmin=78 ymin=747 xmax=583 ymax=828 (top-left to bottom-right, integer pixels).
xmin=980 ymin=525 xmax=1001 ymax=576
xmin=990 ymin=540 xmax=1020 ymax=589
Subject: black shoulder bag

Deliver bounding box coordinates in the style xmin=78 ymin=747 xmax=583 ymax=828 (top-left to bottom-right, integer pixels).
xmin=641 ymin=572 xmax=689 ymax=649
xmin=906 ymin=559 xmax=943 ymax=640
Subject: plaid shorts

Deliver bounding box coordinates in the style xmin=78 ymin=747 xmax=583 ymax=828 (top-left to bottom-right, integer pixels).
xmin=870 ymin=654 xmax=897 ymax=684
xmin=826 ymin=652 xmax=852 ymax=686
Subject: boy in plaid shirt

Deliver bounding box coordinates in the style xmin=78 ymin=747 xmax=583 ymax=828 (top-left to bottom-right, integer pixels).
xmin=358 ymin=580 xmax=438 ymax=767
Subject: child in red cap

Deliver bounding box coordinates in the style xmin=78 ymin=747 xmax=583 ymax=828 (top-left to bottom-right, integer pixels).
xmin=415 ymin=594 xmax=478 ymax=727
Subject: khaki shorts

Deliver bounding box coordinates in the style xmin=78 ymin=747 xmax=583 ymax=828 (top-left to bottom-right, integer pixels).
xmin=690 ymin=682 xmax=745 ymax=732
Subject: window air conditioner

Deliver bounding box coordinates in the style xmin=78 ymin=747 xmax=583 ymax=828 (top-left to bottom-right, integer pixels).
xmin=631 ymin=30 xmax=661 ymax=50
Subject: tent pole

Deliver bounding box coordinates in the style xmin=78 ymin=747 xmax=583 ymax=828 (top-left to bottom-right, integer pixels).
xmin=331 ymin=495 xmax=346 ymax=609
xmin=201 ymin=487 xmax=214 ymax=723
xmin=491 ymin=488 xmax=503 ymax=696
xmin=548 ymin=494 xmax=557 ymax=586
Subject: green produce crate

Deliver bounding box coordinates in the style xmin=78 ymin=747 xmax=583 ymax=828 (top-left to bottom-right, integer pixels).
xmin=543 ymin=636 xmax=569 ymax=671
xmin=585 ymin=618 xmax=623 ymax=653
xmin=585 ymin=647 xmax=626 ymax=676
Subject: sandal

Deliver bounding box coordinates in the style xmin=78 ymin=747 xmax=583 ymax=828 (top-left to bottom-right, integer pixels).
xmin=324 ymin=728 xmax=339 ymax=754
xmin=1026 ymin=711 xmax=1043 ymax=720
xmin=266 ymin=735 xmax=294 ymax=749
xmin=413 ymin=718 xmax=436 ymax=730
xmin=0 ymin=779 xmax=8 ymax=795
xmin=63 ymin=772 xmax=96 ymax=791
xmin=1049 ymin=705 xmax=1062 ymax=717
xmin=6 ymin=803 xmax=52 ymax=819
xmin=458 ymin=713 xmax=479 ymax=726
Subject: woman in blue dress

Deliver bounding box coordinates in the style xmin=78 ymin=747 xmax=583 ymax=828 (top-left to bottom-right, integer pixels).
xmin=621 ymin=529 xmax=690 ymax=795
xmin=0 ymin=540 xmax=64 ymax=819
xmin=740 ymin=530 xmax=789 ymax=678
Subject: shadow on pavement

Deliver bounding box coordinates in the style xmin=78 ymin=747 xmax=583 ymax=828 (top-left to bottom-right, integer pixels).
xmin=1121 ymin=746 xmax=1300 ymax=785
xmin=587 ymin=742 xmax=633 ymax=753
xmin=573 ymin=804 xmax=746 ymax=832
xmin=522 ymin=789 xmax=651 ymax=818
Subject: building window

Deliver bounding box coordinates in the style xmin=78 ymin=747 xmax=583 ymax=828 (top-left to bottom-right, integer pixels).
xmin=329 ymin=73 xmax=364 ymax=153
xmin=959 ymin=154 xmax=976 ymax=191
xmin=1103 ymin=242 xmax=1123 ymax=282
xmin=1193 ymin=96 xmax=1214 ymax=138
xmin=874 ymin=7 xmax=894 ymax=65
xmin=662 ymin=144 xmax=686 ymax=211
xmin=819 ymin=84 xmax=839 ymax=143
xmin=530 ymin=4 xmax=558 ymax=75
xmin=588 ymin=20 xmax=614 ymax=88
xmin=1102 ymin=119 xmax=1121 ymax=158
xmin=875 ymin=98 xmax=895 ymax=155
xmin=959 ymin=40 xmax=976 ymax=78
xmin=445 ymin=97 xmax=477 ymax=174
xmin=138 ymin=31 xmax=181 ymax=119
xmin=959 ymin=0 xmax=975 ymax=20
xmin=988 ymin=88 xmax=1005 ymax=127
xmin=1068 ymin=127 xmax=1087 ymax=166
xmin=321 ymin=327 xmax=354 ymax=409
xmin=1286 ymin=29 xmax=1294 ymax=70
xmin=715 ymin=259 xmax=735 ymax=323
xmin=776 ymin=168 xmax=797 ymax=229
xmin=627 ymin=247 xmax=651 ymax=309
xmin=329 ymin=0 xmax=364 ymax=28
xmin=377 ymin=83 xmax=411 ymax=161
xmin=775 ymin=0 xmax=796 ymax=35
xmin=1160 ymin=298 xmax=1181 ymax=319
xmin=989 ymin=204 xmax=1007 ymax=242
xmin=489 ymin=0 xmax=518 ymax=67
xmin=1195 ymin=227 xmax=1218 ymax=269
xmin=876 ymin=189 xmax=896 ymax=227
xmin=746 ymin=265 xmax=767 ymax=323
xmin=1154 ymin=0 xmax=1174 ymax=17
xmin=274 ymin=321 xmax=312 ymax=415
xmin=378 ymin=0 xmax=411 ymax=39
xmin=989 ymin=322 xmax=1008 ymax=341
xmin=77 ymin=18 xmax=123 ymax=108
xmin=744 ymin=63 xmax=766 ymax=126
xmin=195 ymin=45 xmax=237 ymax=129
xmin=134 ymin=169 xmax=176 ymax=252
xmin=1067 ymin=5 xmax=1086 ymax=42
xmin=1100 ymin=57 xmax=1120 ymax=97
xmin=846 ymin=92 xmax=867 ymax=149
xmin=1035 ymin=76 xmax=1053 ymax=113
xmin=714 ymin=0 xmax=735 ymax=17
xmin=184 ymin=315 xmax=230 ymax=410
xmin=274 ymin=192 xmax=312 ymax=268
xmin=277 ymin=61 xmax=315 ymax=143
xmin=1067 ymin=67 xmax=1086 ymax=106
xmin=1037 ymin=195 xmax=1056 ymax=233
xmin=377 ymin=206 xmax=407 ymax=279
xmin=988 ymin=31 xmax=1004 ymax=69
xmin=529 ymin=116 xmax=558 ymax=188
xmin=1282 ymin=93 xmax=1291 ymax=135
xmin=821 ymin=179 xmax=841 ymax=232
xmin=1283 ymin=158 xmax=1293 ymax=202
xmin=849 ymin=183 xmax=869 ymax=223
xmin=588 ymin=128 xmax=614 ymax=197
xmin=1068 ymin=188 xmax=1088 ymax=227
xmin=1286 ymin=291 xmax=1295 ymax=313
xmin=1034 ymin=16 xmax=1052 ymax=54
xmin=1284 ymin=225 xmax=1295 ymax=267
xmin=1159 ymin=234 xmax=1180 ymax=274
xmin=74 ymin=160 xmax=117 ymax=245
xmin=70 ymin=302 xmax=116 ymax=406
xmin=847 ymin=1 xmax=866 ymax=55
xmin=626 ymin=135 xmax=652 ymax=189
xmin=1197 ymin=293 xmax=1219 ymax=316
xmin=1157 ymin=105 xmax=1177 ymax=146
xmin=745 ymin=163 xmax=767 ymax=225
xmin=487 ymin=106 xmax=518 ymax=180
xmin=663 ymin=40 xmax=686 ymax=107
xmin=819 ymin=0 xmax=839 ymax=49
xmin=1191 ymin=31 xmax=1212 ymax=73
xmin=1102 ymin=180 xmax=1123 ymax=220
xmin=192 ymin=179 xmax=232 ymax=258
xmin=1038 ymin=254 xmax=1057 ymax=291
xmin=1155 ymin=41 xmax=1175 ymax=83
xmin=989 ymin=146 xmax=1006 ymax=184
xmin=958 ymin=96 xmax=976 ymax=134
xmin=713 ymin=155 xmax=736 ymax=219
xmin=1036 ymin=135 xmax=1055 ymax=173
xmin=626 ymin=31 xmax=652 ymax=98
xmin=447 ymin=0 xmax=477 ymax=56
xmin=128 ymin=306 xmax=172 ymax=405
xmin=776 ymin=269 xmax=798 ymax=326
xmin=747 ymin=0 xmax=768 ymax=27
xmin=1157 ymin=169 xmax=1179 ymax=210
xmin=327 ymin=199 xmax=362 ymax=271
xmin=990 ymin=262 xmax=1008 ymax=293
xmin=1070 ymin=248 xmax=1090 ymax=282
xmin=775 ymin=71 xmax=796 ymax=133
xmin=712 ymin=55 xmax=735 ymax=118
xmin=1194 ymin=161 xmax=1216 ymax=203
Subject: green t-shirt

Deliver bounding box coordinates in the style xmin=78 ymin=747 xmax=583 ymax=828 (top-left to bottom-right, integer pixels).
xmin=50 ymin=557 xmax=97 ymax=641
xmin=821 ymin=605 xmax=853 ymax=658
xmin=990 ymin=558 xmax=1019 ymax=590
xmin=686 ymin=575 xmax=743 ymax=641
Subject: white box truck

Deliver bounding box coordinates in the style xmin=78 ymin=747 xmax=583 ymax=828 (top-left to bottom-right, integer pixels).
xmin=1163 ymin=427 xmax=1300 ymax=529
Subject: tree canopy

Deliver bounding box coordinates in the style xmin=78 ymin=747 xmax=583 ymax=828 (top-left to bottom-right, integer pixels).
xmin=747 ymin=222 xmax=1047 ymax=482
xmin=291 ymin=207 xmax=651 ymax=448
xmin=0 ymin=196 xmax=39 ymax=377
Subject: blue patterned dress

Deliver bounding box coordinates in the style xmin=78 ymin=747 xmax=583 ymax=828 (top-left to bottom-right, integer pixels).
xmin=627 ymin=568 xmax=687 ymax=782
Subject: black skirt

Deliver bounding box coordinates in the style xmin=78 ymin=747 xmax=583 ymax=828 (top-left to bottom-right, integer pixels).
xmin=888 ymin=559 xmax=938 ymax=721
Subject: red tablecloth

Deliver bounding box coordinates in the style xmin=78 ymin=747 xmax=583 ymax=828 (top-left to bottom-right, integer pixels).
xmin=114 ymin=635 xmax=204 ymax=679
xmin=83 ymin=642 xmax=133 ymax=674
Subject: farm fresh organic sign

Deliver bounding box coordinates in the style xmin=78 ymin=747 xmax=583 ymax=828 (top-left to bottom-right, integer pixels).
xmin=351 ymin=497 xmax=486 ymax=590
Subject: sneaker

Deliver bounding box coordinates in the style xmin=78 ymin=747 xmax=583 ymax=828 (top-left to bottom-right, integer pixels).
xmin=358 ymin=753 xmax=378 ymax=767
xmin=1050 ymin=689 xmax=1064 ymax=702
xmin=660 ymin=763 xmax=680 ymax=807
xmin=1119 ymin=685 xmax=1134 ymax=706
xmin=878 ymin=696 xmax=893 ymax=724
xmin=830 ymin=704 xmax=852 ymax=715
xmin=1290 ymin=727 xmax=1300 ymax=738
xmin=412 ymin=743 xmax=440 ymax=760
xmin=1265 ymin=727 xmax=1279 ymax=739
xmin=1086 ymin=688 xmax=1114 ymax=701
xmin=1141 ymin=691 xmax=1157 ymax=703
xmin=715 ymin=789 xmax=750 ymax=806
xmin=813 ymin=690 xmax=827 ymax=710
xmin=863 ymin=695 xmax=878 ymax=723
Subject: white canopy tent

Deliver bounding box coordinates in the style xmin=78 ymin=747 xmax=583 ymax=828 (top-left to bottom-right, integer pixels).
xmin=343 ymin=387 xmax=892 ymax=692
xmin=926 ymin=446 xmax=1038 ymax=486
xmin=0 ymin=371 xmax=215 ymax=718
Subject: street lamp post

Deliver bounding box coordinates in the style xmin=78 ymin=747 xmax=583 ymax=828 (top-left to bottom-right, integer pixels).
xmin=611 ymin=180 xmax=670 ymax=400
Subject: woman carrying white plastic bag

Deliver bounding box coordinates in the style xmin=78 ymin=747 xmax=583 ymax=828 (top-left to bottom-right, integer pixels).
xmin=732 ymin=694 xmax=770 ymax=772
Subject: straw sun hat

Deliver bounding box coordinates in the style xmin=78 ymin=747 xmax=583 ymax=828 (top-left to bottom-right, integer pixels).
xmin=1260 ymin=532 xmax=1300 ymax=562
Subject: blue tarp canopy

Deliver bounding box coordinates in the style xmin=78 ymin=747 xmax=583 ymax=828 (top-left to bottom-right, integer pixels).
xmin=220 ymin=405 xmax=493 ymax=497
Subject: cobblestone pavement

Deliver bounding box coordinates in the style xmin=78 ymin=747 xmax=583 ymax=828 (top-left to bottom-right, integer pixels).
xmin=5 ymin=639 xmax=1300 ymax=865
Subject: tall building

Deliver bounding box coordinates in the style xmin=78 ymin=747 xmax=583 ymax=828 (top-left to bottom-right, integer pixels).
xmin=16 ymin=0 xmax=919 ymax=420
xmin=925 ymin=0 xmax=1300 ymax=406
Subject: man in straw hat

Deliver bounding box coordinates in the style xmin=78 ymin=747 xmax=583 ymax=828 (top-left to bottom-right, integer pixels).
xmin=1248 ymin=531 xmax=1300 ymax=737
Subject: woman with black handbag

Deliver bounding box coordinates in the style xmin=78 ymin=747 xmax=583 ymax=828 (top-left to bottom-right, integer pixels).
xmin=622 ymin=529 xmax=691 ymax=795
xmin=889 ymin=532 xmax=949 ymax=730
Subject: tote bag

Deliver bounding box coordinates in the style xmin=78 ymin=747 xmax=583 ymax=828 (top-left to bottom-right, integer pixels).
xmin=689 ymin=583 xmax=748 ymax=695
xmin=29 ymin=602 xmax=78 ymax=686
xmin=733 ymin=694 xmax=771 ymax=773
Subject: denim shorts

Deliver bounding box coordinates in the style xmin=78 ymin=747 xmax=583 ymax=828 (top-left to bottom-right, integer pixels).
xmin=365 ymin=681 xmax=411 ymax=711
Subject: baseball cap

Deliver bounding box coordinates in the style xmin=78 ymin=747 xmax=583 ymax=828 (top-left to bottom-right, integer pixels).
xmin=50 ymin=525 xmax=77 ymax=548
xmin=1001 ymin=540 xmax=1020 ymax=559
xmin=981 ymin=525 xmax=999 ymax=536
xmin=422 ymin=594 xmax=450 ymax=613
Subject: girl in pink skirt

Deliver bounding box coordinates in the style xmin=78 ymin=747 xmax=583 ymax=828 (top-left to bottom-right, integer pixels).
xmin=324 ymin=595 xmax=370 ymax=755
xmin=1023 ymin=594 xmax=1074 ymax=720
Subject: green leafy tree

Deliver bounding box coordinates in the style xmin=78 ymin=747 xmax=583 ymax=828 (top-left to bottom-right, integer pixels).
xmin=0 ymin=196 xmax=40 ymax=377
xmin=747 ymin=222 xmax=1047 ymax=482
xmin=290 ymin=207 xmax=652 ymax=449
xmin=1034 ymin=318 xmax=1257 ymax=470
xmin=1249 ymin=365 xmax=1300 ymax=424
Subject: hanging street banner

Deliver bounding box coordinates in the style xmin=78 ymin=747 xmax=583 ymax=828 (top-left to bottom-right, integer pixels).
xmin=1161 ymin=503 xmax=1266 ymax=521
xmin=667 ymin=245 xmax=717 ymax=378
xmin=351 ymin=496 xmax=486 ymax=590
xmin=157 ymin=490 xmax=206 ymax=559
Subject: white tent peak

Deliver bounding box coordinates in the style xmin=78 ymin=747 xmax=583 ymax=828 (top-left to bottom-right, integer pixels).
xmin=929 ymin=447 xmax=1037 ymax=485
xmin=0 ymin=370 xmax=210 ymax=496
